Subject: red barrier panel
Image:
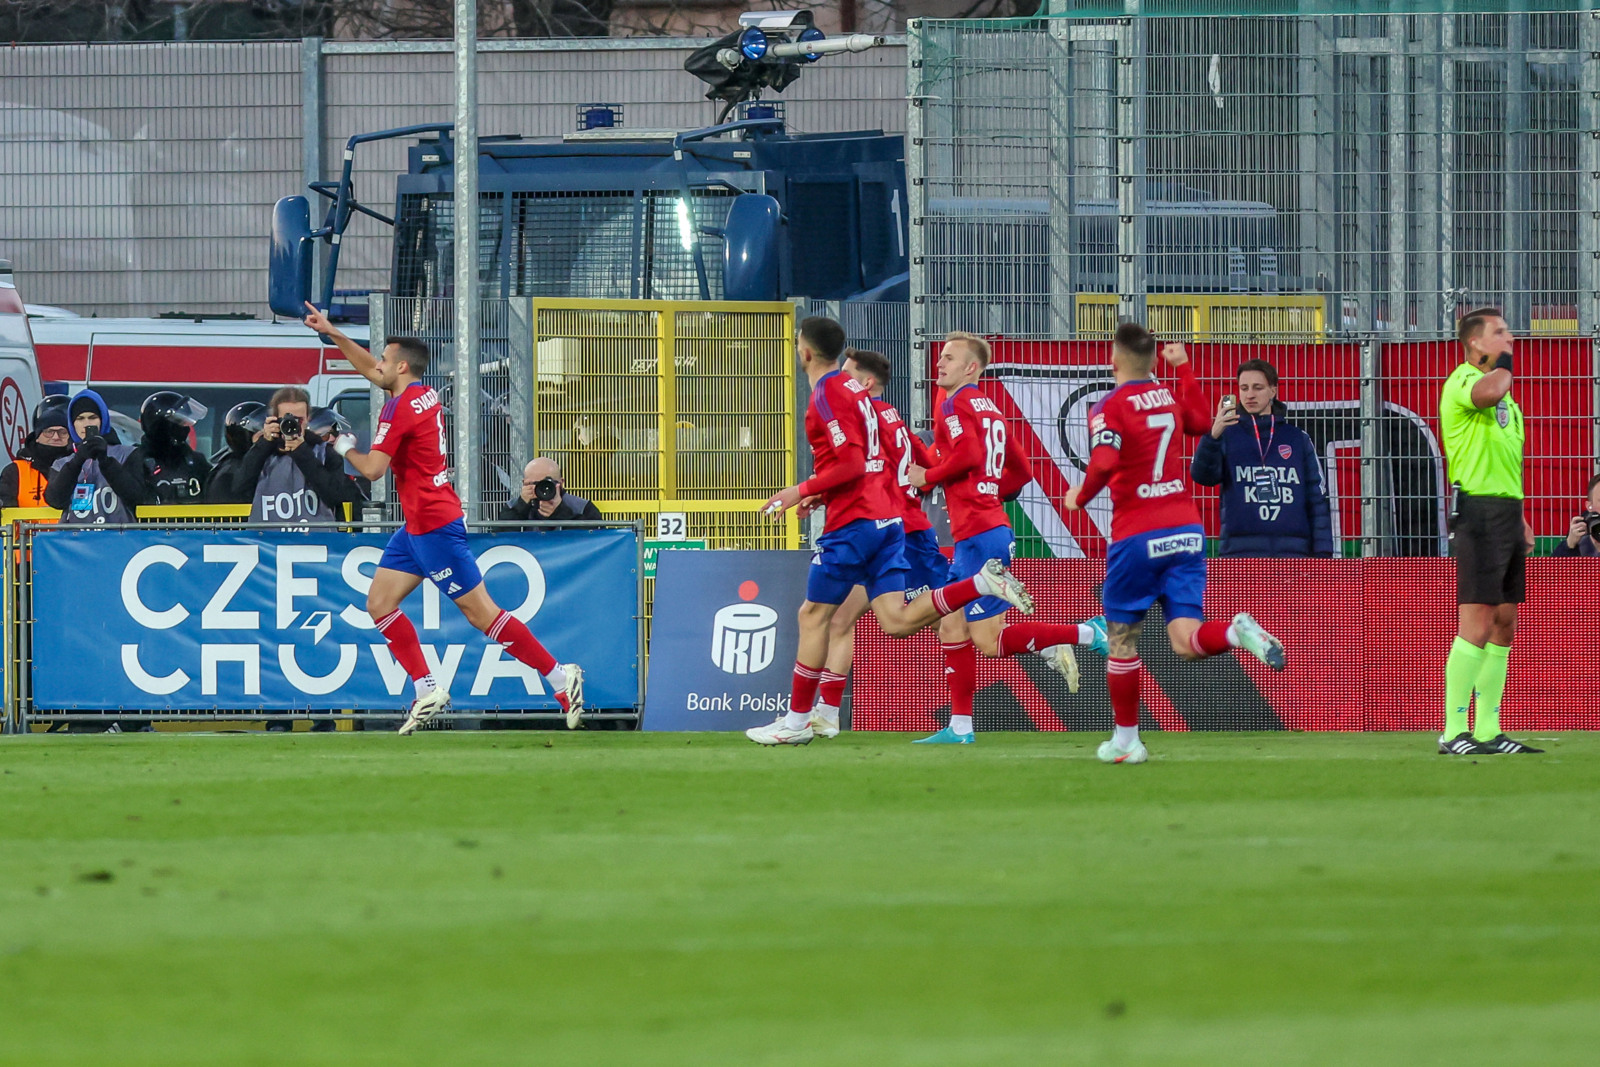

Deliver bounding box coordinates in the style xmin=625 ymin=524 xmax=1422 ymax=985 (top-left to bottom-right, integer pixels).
xmin=851 ymin=558 xmax=1599 ymax=732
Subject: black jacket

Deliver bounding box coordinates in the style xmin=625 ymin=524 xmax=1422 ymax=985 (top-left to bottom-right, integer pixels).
xmin=498 ymin=492 xmax=601 ymax=524
xmin=126 ymin=443 xmax=213 ymax=506
xmin=231 ymin=437 xmax=364 ymax=511
xmin=204 ymin=453 xmax=251 ymax=504
xmin=43 ymin=437 xmax=144 ymax=513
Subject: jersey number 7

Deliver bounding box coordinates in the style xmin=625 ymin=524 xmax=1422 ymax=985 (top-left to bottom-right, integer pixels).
xmin=1147 ymin=412 xmax=1175 ymax=480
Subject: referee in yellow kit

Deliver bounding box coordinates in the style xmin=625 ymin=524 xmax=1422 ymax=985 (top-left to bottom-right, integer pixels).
xmin=1438 ymin=308 xmax=1542 ymax=755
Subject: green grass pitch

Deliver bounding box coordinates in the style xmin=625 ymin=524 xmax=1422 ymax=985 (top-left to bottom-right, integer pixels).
xmin=1 ymin=731 xmax=1596 ymax=1066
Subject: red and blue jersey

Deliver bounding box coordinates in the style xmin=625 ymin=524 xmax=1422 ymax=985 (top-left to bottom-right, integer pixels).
xmin=372 ymin=381 xmax=464 ymax=534
xmin=871 ymin=395 xmax=933 ymax=534
xmin=800 ymin=369 xmax=899 ymax=534
xmin=923 ymin=384 xmax=1028 ymax=543
xmin=1077 ymin=362 xmax=1211 ymax=542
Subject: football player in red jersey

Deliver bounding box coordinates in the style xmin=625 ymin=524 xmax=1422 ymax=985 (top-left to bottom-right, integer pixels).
xmin=749 ymin=318 xmax=1035 ymax=746
xmin=304 ymin=303 xmax=585 ymax=735
xmin=804 ymin=348 xmax=951 ymax=737
xmin=1062 ymin=324 xmax=1285 ymax=764
xmin=907 ymin=332 xmax=1110 ymax=743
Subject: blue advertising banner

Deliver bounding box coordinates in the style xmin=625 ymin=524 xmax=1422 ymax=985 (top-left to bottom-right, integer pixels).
xmin=642 ymin=550 xmax=811 ymax=731
xmin=31 ymin=527 xmax=639 ymax=711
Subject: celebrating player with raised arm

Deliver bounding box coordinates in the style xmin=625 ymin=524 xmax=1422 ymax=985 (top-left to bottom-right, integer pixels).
xmin=748 ymin=318 xmax=1035 ymax=747
xmin=907 ymin=332 xmax=1110 ymax=744
xmin=303 ymin=302 xmax=584 ymax=735
xmin=1062 ymin=325 xmax=1284 ymax=764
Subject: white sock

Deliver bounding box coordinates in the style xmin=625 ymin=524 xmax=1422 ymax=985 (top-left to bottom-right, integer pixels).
xmin=949 ymin=714 xmax=974 ymax=735
xmin=546 ymin=664 xmax=568 ymax=691
xmin=1226 ymin=624 xmax=1241 ymax=647
xmin=784 ymin=710 xmax=811 ymax=731
xmin=1076 ymin=624 xmax=1097 ymax=645
xmin=413 ymin=675 xmax=437 ymax=700
xmin=1114 ymin=724 xmax=1140 ymax=748
xmin=813 ymin=703 xmax=840 ymax=723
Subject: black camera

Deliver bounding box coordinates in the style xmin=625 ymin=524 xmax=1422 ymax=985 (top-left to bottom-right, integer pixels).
xmin=533 ymin=477 xmax=560 ymax=502
xmin=1584 ymin=511 xmax=1600 ymax=541
xmin=278 ymin=413 xmax=302 ymax=438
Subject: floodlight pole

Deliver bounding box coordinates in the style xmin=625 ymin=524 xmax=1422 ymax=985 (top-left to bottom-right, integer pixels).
xmin=453 ymin=0 xmax=481 ymax=520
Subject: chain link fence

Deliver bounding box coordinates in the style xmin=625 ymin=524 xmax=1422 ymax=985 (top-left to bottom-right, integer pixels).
xmin=908 ymin=10 xmax=1600 ymax=556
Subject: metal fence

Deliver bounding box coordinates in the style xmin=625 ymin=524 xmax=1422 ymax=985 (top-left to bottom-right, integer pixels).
xmin=907 ymin=10 xmax=1600 ymax=555
xmin=0 ymin=35 xmax=907 ymax=318
xmin=907 ymin=9 xmax=1600 ymax=342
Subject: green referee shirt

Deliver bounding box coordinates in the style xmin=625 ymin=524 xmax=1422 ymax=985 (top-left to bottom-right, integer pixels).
xmin=1440 ymin=361 xmax=1524 ymax=499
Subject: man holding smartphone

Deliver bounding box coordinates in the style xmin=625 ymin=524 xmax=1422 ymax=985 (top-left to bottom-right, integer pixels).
xmin=1190 ymin=358 xmax=1333 ymax=558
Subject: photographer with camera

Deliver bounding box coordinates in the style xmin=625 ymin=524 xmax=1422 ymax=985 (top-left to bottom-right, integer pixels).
xmin=498 ymin=458 xmax=600 ymax=524
xmin=1553 ymin=474 xmax=1600 ymax=557
xmin=1190 ymin=358 xmax=1333 ymax=558
xmin=232 ymin=387 xmax=364 ymax=523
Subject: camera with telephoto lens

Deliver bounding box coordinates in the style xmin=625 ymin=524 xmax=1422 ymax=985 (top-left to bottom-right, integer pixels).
xmin=278 ymin=413 xmax=302 ymax=438
xmin=1585 ymin=511 xmax=1600 ymax=541
xmin=533 ymin=477 xmax=560 ymax=502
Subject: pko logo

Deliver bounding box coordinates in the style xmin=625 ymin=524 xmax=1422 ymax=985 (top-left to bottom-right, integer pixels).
xmin=711 ymin=580 xmax=777 ymax=675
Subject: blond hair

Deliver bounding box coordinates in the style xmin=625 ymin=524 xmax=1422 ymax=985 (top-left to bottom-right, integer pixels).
xmin=944 ymin=331 xmax=991 ymax=368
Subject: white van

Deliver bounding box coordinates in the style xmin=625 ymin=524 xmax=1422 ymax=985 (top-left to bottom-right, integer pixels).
xmin=0 ymin=261 xmax=46 ymax=465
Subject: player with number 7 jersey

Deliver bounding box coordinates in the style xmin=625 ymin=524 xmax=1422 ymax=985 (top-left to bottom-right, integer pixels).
xmin=1063 ymin=325 xmax=1286 ymax=766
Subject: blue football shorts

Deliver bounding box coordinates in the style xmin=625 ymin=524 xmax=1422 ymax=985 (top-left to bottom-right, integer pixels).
xmin=806 ymin=517 xmax=908 ymax=605
xmin=1101 ymin=523 xmax=1207 ymax=625
xmin=949 ymin=524 xmax=1015 ymax=622
xmin=901 ymin=526 xmax=951 ymax=600
xmin=378 ymin=518 xmax=485 ymax=601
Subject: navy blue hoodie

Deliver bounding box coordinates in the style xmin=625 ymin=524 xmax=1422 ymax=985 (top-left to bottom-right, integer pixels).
xmin=1190 ymin=406 xmax=1334 ymax=557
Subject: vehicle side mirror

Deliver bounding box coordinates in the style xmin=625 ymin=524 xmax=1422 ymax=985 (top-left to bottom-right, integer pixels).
xmin=721 ymin=193 xmax=782 ymax=301
xmin=269 ymin=196 xmax=315 ymax=318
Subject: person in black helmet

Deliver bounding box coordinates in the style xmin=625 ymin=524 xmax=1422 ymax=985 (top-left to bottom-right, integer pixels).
xmin=232 ymin=387 xmax=364 ymax=523
xmin=204 ymin=401 xmax=267 ymax=504
xmin=127 ymin=391 xmax=212 ymax=508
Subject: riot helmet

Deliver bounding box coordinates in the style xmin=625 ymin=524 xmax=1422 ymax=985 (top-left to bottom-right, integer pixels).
xmin=223 ymin=401 xmax=268 ymax=457
xmin=140 ymin=391 xmax=208 ymax=452
xmin=306 ymin=406 xmax=352 ymax=442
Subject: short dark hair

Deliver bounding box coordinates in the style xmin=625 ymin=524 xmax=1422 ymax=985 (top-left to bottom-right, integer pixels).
xmin=1588 ymin=473 xmax=1600 ymax=497
xmin=269 ymin=386 xmax=310 ymax=415
xmin=845 ymin=347 xmax=892 ymax=386
xmin=798 ymin=317 xmax=847 ymax=362
xmin=387 ymin=337 xmax=431 ymax=377
xmin=1236 ymin=358 xmax=1279 ymax=387
xmin=1457 ymin=307 xmax=1503 ymax=347
xmin=1113 ymin=322 xmax=1157 ymax=368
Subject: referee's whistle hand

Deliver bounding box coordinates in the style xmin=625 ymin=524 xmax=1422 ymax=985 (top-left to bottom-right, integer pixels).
xmin=1524 ymin=519 xmax=1536 ymax=551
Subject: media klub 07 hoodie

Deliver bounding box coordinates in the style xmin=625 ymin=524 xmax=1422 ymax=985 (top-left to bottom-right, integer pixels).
xmin=1190 ymin=404 xmax=1334 ymax=558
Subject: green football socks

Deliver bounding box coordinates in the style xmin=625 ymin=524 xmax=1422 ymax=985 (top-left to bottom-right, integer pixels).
xmin=1472 ymin=642 xmax=1511 ymax=742
xmin=1444 ymin=637 xmax=1485 ymax=738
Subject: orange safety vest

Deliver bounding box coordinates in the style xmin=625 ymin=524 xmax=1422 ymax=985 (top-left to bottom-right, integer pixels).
xmin=15 ymin=460 xmax=54 ymax=510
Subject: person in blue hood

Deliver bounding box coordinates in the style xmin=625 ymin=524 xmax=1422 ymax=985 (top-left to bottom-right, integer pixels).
xmin=1190 ymin=358 xmax=1334 ymax=558
xmin=43 ymin=388 xmax=143 ymax=525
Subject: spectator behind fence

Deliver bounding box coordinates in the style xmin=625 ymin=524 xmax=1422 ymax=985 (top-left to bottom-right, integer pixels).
xmin=1190 ymin=359 xmax=1333 ymax=558
xmin=498 ymin=457 xmax=600 ymax=523
xmin=126 ymin=391 xmax=212 ymax=507
xmin=231 ymin=388 xmax=363 ymax=522
xmin=204 ymin=401 xmax=268 ymax=504
xmin=2 ymin=396 xmax=73 ymax=510
xmin=1553 ymin=474 xmax=1600 ymax=558
xmin=44 ymin=388 xmax=142 ymax=524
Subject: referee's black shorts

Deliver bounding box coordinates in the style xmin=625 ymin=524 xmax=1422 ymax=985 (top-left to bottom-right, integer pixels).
xmin=1450 ymin=494 xmax=1526 ymax=605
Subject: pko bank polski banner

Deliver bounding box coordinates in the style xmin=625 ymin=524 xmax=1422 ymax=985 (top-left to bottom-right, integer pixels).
xmin=642 ymin=550 xmax=811 ymax=731
xmin=30 ymin=527 xmax=638 ymax=711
